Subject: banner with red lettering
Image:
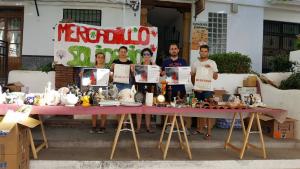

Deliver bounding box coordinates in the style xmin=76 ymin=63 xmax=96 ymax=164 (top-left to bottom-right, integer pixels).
xmin=54 ymin=23 xmax=158 ymax=67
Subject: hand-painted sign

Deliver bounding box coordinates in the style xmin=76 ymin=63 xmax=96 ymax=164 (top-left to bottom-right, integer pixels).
xmin=54 ymin=23 xmax=158 ymax=67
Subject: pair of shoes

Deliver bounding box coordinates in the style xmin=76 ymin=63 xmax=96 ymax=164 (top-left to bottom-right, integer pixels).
xmin=146 ymin=129 xmax=155 ymax=133
xmin=89 ymin=127 xmax=97 ymax=134
xmin=97 ymin=128 xmax=105 ymax=134
xmin=192 ymin=130 xmax=204 ymax=135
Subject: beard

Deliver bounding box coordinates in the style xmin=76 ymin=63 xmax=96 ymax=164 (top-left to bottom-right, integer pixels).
xmin=171 ymin=53 xmax=178 ymax=57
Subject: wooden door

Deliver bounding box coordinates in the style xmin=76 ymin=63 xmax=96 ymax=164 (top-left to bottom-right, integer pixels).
xmin=0 ymin=7 xmax=24 ymax=72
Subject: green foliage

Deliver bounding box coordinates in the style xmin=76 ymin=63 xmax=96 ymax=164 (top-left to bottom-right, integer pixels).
xmin=209 ymin=52 xmax=252 ymax=73
xmin=268 ymin=54 xmax=295 ymax=72
xmin=279 ymin=73 xmax=300 ymax=90
xmin=295 ymin=38 xmax=300 ymax=50
xmin=37 ymin=62 xmax=54 ymax=73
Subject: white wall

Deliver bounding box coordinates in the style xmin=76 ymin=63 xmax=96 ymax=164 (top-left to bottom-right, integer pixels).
xmin=6 ymin=1 xmax=140 ymax=56
xmin=8 ymin=70 xmax=55 ymax=93
xmin=192 ymin=1 xmax=264 ymax=72
xmin=227 ymin=5 xmax=264 ymax=73
xmin=264 ymin=8 xmax=300 ymax=23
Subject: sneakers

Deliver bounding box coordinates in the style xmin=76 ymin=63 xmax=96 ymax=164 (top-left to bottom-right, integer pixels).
xmin=89 ymin=127 xmax=97 ymax=134
xmin=97 ymin=128 xmax=105 ymax=134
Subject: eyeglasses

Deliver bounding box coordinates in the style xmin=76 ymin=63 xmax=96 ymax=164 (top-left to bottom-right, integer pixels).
xmin=143 ymin=53 xmax=151 ymax=56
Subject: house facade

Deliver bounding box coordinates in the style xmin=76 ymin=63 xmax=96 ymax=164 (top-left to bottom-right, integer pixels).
xmin=0 ymin=0 xmax=300 ymax=83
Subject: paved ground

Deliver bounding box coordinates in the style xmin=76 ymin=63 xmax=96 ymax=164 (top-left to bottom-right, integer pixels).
xmin=29 ymin=118 xmax=300 ymax=169
xmin=35 ymin=147 xmax=300 ymax=161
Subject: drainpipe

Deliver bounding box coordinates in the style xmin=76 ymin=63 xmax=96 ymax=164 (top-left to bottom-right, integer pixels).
xmin=34 ymin=0 xmax=40 ymax=16
xmin=123 ymin=0 xmax=126 ymax=26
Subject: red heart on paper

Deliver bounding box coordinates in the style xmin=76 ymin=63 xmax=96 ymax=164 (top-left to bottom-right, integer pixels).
xmin=151 ymin=30 xmax=157 ymax=37
xmin=150 ymin=44 xmax=157 ymax=52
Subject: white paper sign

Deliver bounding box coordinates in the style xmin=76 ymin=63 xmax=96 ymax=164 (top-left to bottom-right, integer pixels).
xmin=113 ymin=64 xmax=130 ymax=84
xmin=145 ymin=92 xmax=153 ymax=106
xmin=82 ymin=68 xmax=110 ymax=86
xmin=194 ymin=67 xmax=213 ymax=91
xmin=135 ymin=65 xmax=160 ymax=83
xmin=165 ymin=67 xmax=191 ymax=85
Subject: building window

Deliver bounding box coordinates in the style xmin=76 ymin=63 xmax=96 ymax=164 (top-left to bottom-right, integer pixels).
xmin=263 ymin=20 xmax=300 ymax=72
xmin=0 ymin=9 xmax=23 ymax=58
xmin=208 ymin=12 xmax=227 ymax=54
xmin=63 ymin=9 xmax=102 ymax=26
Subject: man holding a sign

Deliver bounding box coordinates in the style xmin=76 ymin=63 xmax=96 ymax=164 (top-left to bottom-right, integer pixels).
xmin=161 ymin=43 xmax=188 ymax=100
xmin=191 ymin=45 xmax=218 ymax=138
xmin=161 ymin=43 xmax=188 ymax=133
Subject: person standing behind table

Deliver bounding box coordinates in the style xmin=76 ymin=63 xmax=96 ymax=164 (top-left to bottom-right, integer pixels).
xmin=161 ymin=43 xmax=188 ymax=133
xmin=191 ymin=44 xmax=218 ymax=139
xmin=111 ymin=46 xmax=134 ymax=91
xmin=135 ymin=48 xmax=156 ymax=134
xmin=79 ymin=52 xmax=110 ymax=134
xmin=111 ymin=46 xmax=135 ymax=128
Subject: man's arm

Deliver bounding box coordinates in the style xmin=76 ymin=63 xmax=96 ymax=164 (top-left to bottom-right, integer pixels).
xmin=191 ymin=72 xmax=196 ymax=85
xmin=160 ymin=59 xmax=167 ymax=76
xmin=213 ymin=72 xmax=218 ymax=80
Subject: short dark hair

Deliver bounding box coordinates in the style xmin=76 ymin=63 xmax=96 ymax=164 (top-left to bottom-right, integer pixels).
xmin=95 ymin=52 xmax=105 ymax=65
xmin=141 ymin=48 xmax=153 ymax=57
xmin=169 ymin=42 xmax=179 ymax=49
xmin=95 ymin=52 xmax=105 ymax=58
xmin=119 ymin=46 xmax=128 ymax=51
xmin=200 ymin=45 xmax=209 ymax=51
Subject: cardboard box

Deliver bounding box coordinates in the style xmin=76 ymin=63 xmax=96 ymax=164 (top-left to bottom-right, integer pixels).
xmin=214 ymin=90 xmax=226 ymax=96
xmin=0 ymin=125 xmax=29 ymax=155
xmin=261 ymin=117 xmax=295 ymax=139
xmin=243 ymin=76 xmax=257 ymax=87
xmin=5 ymin=82 xmax=24 ymax=92
xmin=0 ymin=116 xmax=30 ymax=169
xmin=213 ymin=90 xmax=227 ymax=102
xmin=0 ymin=105 xmax=41 ymax=166
xmin=0 ymin=152 xmax=29 ymax=169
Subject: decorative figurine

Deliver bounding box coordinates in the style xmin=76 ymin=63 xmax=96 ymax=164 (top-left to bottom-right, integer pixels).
xmin=161 ymin=80 xmax=167 ymax=95
xmin=81 ymin=95 xmax=91 ymax=107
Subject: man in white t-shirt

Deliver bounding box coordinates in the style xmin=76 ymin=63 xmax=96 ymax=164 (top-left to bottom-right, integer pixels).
xmin=191 ymin=45 xmax=218 ymax=139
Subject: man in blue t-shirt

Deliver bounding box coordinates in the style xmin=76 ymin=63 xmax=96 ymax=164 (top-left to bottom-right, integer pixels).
xmin=161 ymin=43 xmax=187 ymax=100
xmin=161 ymin=43 xmax=188 ymax=134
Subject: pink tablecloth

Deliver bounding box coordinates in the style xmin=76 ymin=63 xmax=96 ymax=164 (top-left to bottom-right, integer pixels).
xmin=0 ymin=104 xmax=287 ymax=123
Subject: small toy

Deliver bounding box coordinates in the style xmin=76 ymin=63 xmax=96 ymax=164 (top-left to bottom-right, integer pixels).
xmin=81 ymin=95 xmax=91 ymax=107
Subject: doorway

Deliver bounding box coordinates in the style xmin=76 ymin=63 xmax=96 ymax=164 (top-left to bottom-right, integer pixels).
xmin=141 ymin=1 xmax=191 ymax=66
xmin=0 ymin=7 xmax=24 ymax=74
